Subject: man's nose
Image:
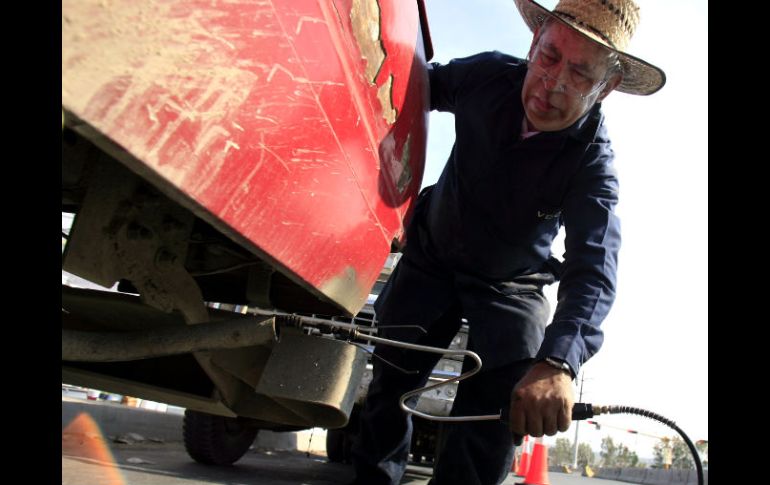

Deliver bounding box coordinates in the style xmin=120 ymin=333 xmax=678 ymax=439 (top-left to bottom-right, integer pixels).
xmin=541 ymin=69 xmax=566 ymax=93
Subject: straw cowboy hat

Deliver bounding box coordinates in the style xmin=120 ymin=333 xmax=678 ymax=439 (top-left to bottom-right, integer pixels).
xmin=514 ymin=0 xmax=666 ymax=95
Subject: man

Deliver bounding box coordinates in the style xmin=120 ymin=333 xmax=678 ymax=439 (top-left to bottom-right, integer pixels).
xmin=350 ymin=1 xmax=665 ymax=484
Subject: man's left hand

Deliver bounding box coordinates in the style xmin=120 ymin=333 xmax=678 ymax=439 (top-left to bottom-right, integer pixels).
xmin=508 ymin=362 xmax=574 ymax=438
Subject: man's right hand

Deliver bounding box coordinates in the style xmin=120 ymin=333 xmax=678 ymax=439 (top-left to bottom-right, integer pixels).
xmin=508 ymin=361 xmax=574 ymax=438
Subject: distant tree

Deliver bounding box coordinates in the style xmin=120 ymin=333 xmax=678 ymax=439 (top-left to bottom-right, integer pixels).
xmin=653 ymin=437 xmax=696 ymax=469
xmin=600 ymin=436 xmax=638 ymax=468
xmin=600 ymin=436 xmax=620 ymax=467
xmin=577 ymin=442 xmax=595 ymax=467
xmin=653 ymin=441 xmax=665 ymax=467
xmin=548 ymin=437 xmax=573 ymax=466
xmin=616 ymin=445 xmax=640 ymax=468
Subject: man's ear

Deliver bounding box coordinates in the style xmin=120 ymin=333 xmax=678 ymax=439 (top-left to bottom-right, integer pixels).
xmin=597 ymin=73 xmax=623 ymax=102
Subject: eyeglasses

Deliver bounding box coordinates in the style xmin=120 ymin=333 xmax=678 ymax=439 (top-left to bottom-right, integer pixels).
xmin=526 ymin=51 xmax=608 ymax=100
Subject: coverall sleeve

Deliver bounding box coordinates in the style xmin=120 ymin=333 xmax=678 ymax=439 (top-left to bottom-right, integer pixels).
xmin=534 ymin=144 xmax=621 ymax=377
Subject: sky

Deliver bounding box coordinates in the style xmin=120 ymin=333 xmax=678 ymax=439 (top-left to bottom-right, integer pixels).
xmin=421 ymin=0 xmax=708 ymax=458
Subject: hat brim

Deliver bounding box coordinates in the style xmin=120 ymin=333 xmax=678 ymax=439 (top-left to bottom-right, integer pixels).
xmin=514 ymin=0 xmax=666 ymax=95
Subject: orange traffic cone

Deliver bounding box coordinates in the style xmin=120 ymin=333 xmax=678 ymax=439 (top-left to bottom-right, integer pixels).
xmin=519 ymin=439 xmax=550 ymax=485
xmin=514 ymin=435 xmax=530 ymax=477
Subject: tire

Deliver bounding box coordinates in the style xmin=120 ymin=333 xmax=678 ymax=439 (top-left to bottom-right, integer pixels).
xmin=183 ymin=409 xmax=259 ymax=465
xmin=326 ymin=406 xmax=360 ymax=464
xmin=325 ymin=427 xmax=347 ymax=463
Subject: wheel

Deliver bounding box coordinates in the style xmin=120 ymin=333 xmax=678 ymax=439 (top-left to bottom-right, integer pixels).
xmin=183 ymin=409 xmax=259 ymax=465
xmin=325 ymin=427 xmax=347 ymax=463
xmin=325 ymin=405 xmax=360 ymax=464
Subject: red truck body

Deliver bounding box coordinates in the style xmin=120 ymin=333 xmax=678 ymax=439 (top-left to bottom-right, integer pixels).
xmin=62 ymin=0 xmax=431 ymax=315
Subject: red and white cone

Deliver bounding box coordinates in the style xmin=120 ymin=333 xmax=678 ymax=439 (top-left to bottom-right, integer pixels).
xmin=514 ymin=435 xmax=531 ymax=477
xmin=519 ymin=437 xmax=550 ymax=485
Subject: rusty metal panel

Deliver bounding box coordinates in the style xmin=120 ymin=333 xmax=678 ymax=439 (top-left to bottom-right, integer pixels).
xmin=62 ymin=0 xmax=429 ymax=315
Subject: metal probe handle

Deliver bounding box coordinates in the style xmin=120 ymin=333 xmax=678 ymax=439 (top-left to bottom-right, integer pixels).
xmin=354 ymin=330 xmax=502 ymax=422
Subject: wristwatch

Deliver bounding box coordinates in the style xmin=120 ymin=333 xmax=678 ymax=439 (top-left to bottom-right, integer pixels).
xmin=540 ymin=357 xmax=573 ymax=378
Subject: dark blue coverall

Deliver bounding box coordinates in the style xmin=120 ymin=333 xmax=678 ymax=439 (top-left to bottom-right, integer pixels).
xmin=351 ymin=51 xmax=621 ymax=485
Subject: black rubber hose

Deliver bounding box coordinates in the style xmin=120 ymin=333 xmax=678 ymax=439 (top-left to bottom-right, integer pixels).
xmin=584 ymin=405 xmax=703 ymax=485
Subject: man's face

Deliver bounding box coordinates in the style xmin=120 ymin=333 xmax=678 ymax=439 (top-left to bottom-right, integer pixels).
xmin=521 ymin=21 xmax=617 ymax=132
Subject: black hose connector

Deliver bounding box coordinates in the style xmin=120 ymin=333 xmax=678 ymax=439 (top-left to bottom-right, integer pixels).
xmin=571 ymin=402 xmax=594 ymax=421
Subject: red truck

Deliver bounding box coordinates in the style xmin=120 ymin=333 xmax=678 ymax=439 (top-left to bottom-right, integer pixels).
xmin=62 ymin=0 xmax=433 ymax=465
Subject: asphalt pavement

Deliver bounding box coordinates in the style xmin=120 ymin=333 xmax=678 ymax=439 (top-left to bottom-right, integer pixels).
xmin=62 ymin=396 xmax=690 ymax=485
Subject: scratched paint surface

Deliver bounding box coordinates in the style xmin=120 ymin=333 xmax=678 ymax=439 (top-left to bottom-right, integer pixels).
xmin=62 ymin=0 xmax=429 ymax=314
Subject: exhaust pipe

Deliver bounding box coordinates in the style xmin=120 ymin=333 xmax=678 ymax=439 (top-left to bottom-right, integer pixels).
xmin=62 ymin=316 xmax=278 ymax=362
